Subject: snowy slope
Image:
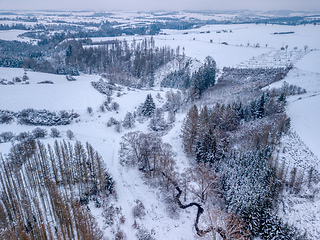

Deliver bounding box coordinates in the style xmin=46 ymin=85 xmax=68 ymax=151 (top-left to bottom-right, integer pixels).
xmin=1 ymin=22 xmax=320 ymax=239
xmin=268 ymin=50 xmax=320 ymax=160
xmin=0 ymin=68 xmax=105 ymax=112
xmin=265 ymin=50 xmax=320 ymax=240
xmin=0 ymin=68 xmax=198 ymax=239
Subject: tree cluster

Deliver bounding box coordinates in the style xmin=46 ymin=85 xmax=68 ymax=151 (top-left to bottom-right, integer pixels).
xmin=180 ymin=90 xmax=304 ymax=238
xmin=161 ymin=61 xmax=191 ymax=89
xmin=218 ymin=67 xmax=291 ymax=89
xmin=161 ymin=56 xmax=216 ymax=99
xmin=119 ymin=131 xmax=177 ymax=189
xmin=16 ymin=109 xmax=79 ymax=126
xmin=64 ymin=38 xmax=176 ymax=87
xmin=0 ymin=140 xmax=114 ymax=239
xmin=0 ymin=109 xmax=79 ymax=126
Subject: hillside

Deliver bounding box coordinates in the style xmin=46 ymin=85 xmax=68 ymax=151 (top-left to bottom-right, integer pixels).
xmin=0 ymin=11 xmax=320 ymax=240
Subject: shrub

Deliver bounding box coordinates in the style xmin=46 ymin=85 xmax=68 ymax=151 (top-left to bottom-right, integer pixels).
xmin=87 ymin=107 xmax=93 ymax=115
xmin=122 ymin=112 xmax=135 ymax=129
xmin=107 ymin=117 xmax=120 ymax=127
xmin=136 ymin=227 xmax=155 ymax=240
xmin=66 ymin=130 xmax=75 ymax=140
xmin=132 ymin=200 xmax=146 ymax=220
xmin=0 ymin=131 xmax=15 ymax=142
xmin=15 ymin=131 xmax=32 ymax=141
xmin=50 ymin=128 xmax=61 ymax=138
xmin=115 ymin=122 xmax=122 ymax=133
xmin=37 ymin=80 xmax=54 ymax=84
xmin=17 ymin=108 xmax=79 ymax=126
xmin=0 ymin=110 xmax=15 ymax=124
xmin=99 ymin=105 xmax=105 ymax=112
xmin=32 ymin=127 xmax=47 ymax=139
xmin=111 ymin=102 xmax=120 ymax=111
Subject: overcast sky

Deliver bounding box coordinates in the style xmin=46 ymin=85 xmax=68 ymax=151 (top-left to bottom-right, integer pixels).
xmin=0 ymin=0 xmax=319 ymax=12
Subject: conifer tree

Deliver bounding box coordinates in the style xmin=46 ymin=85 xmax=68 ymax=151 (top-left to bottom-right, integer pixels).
xmin=123 ymin=112 xmax=135 ymax=129
xmin=181 ymin=105 xmax=199 ymax=157
xmin=141 ymin=94 xmax=156 ymax=117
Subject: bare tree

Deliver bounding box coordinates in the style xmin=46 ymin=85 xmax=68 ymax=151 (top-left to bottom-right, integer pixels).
xmin=188 ymin=163 xmax=220 ymax=203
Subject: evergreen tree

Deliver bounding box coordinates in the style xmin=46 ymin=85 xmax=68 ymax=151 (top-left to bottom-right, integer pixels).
xmin=149 ymin=108 xmax=168 ymax=131
xmin=181 ymin=105 xmax=199 ymax=157
xmin=141 ymin=94 xmax=156 ymax=117
xmin=123 ymin=112 xmax=135 ymax=129
xmin=196 ymin=131 xmax=217 ymax=165
xmin=197 ymin=105 xmax=210 ymax=138
xmin=191 ymin=56 xmax=216 ymax=98
xmin=220 ymin=104 xmax=239 ymax=131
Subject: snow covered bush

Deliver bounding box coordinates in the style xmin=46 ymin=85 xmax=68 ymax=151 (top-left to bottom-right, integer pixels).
xmin=32 ymin=127 xmax=48 ymax=139
xmin=122 ymin=112 xmax=135 ymax=129
xmin=91 ymin=80 xmax=116 ymax=96
xmin=115 ymin=122 xmax=122 ymax=133
xmin=99 ymin=104 xmax=106 ymax=112
xmin=136 ymin=227 xmax=155 ymax=240
xmin=37 ymin=80 xmax=54 ymax=84
xmin=132 ymin=200 xmax=146 ymax=220
xmin=111 ymin=102 xmax=120 ymax=112
xmin=107 ymin=117 xmax=120 ymax=127
xmin=0 ymin=110 xmax=15 ymax=124
xmin=148 ymin=108 xmax=168 ymax=132
xmin=162 ymin=90 xmax=182 ymax=113
xmin=87 ymin=106 xmax=93 ymax=115
xmin=0 ymin=131 xmax=15 ymax=143
xmin=15 ymin=131 xmax=32 ymax=142
xmin=50 ymin=127 xmax=61 ymax=138
xmin=17 ymin=108 xmax=79 ymax=126
xmin=66 ymin=129 xmax=75 ymax=140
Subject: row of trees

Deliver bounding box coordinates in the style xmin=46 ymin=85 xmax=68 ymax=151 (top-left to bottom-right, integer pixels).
xmin=0 ymin=128 xmax=75 ymax=143
xmin=0 ymin=108 xmax=79 ymax=126
xmin=0 ymin=139 xmax=114 ymax=239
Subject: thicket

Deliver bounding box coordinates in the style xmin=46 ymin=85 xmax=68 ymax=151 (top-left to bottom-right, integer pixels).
xmin=0 ymin=108 xmax=79 ymax=126
xmin=218 ymin=67 xmax=291 ymax=89
xmin=0 ymin=140 xmax=114 ymax=239
xmin=161 ymin=56 xmax=217 ymax=99
xmin=64 ymin=38 xmax=176 ymax=87
xmin=161 ymin=60 xmax=191 ymax=89
xmin=180 ymin=88 xmax=307 ymax=239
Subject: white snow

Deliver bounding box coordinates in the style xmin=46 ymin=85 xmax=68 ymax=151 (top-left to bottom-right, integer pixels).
xmin=267 ymin=51 xmax=320 ymax=160
xmin=0 ymin=29 xmax=30 ymax=42
xmin=295 ymin=50 xmax=320 ymax=73
xmin=1 ymin=17 xmax=320 ymax=239
xmin=0 ymin=68 xmax=105 ymax=112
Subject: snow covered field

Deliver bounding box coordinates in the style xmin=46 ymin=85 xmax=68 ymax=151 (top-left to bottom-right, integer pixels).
xmin=86 ymin=24 xmax=320 ymax=68
xmin=0 ymin=29 xmax=30 ymax=42
xmin=268 ymin=50 xmax=320 ymax=160
xmin=0 ymin=68 xmax=105 ymax=112
xmin=0 ymin=20 xmax=320 ymax=239
xmin=0 ymin=66 xmax=197 ymax=238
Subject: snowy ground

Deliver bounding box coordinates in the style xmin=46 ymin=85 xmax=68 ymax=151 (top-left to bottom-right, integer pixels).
xmin=0 ymin=22 xmax=320 ymax=239
xmin=0 ymin=68 xmax=105 ymax=112
xmin=268 ymin=50 xmax=320 ymax=160
xmin=266 ymin=50 xmax=320 ymax=240
xmin=85 ymin=24 xmax=320 ymax=68
xmin=0 ymin=29 xmax=31 ymax=42
xmin=0 ymin=67 xmax=198 ymax=239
